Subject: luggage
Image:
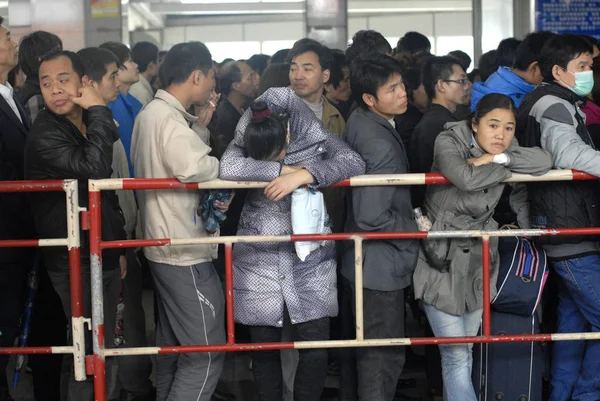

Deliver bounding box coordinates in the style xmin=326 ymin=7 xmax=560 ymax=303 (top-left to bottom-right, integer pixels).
xmin=472 ymin=311 xmax=545 ymax=401
xmin=493 ymin=236 xmax=548 ymax=316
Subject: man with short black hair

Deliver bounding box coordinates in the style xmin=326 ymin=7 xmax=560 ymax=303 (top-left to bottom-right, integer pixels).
xmin=213 ymin=61 xmax=257 ymax=158
xmin=397 ymin=31 xmax=431 ymax=55
xmin=471 ymin=31 xmax=556 ymax=110
xmin=288 ymin=39 xmax=345 ymax=136
xmin=410 ymin=56 xmax=468 ymax=197
xmin=18 ymin=31 xmax=62 ymax=121
xmin=0 ymin=16 xmax=35 ymax=401
xmin=101 ymin=41 xmax=141 ymax=177
xmin=132 ymin=42 xmax=227 ymax=401
xmin=129 ymin=41 xmax=159 ymax=106
xmin=516 ymin=34 xmax=600 ymax=401
xmin=77 ymin=47 xmax=121 ymax=104
xmin=24 ymin=50 xmax=126 ymax=401
xmin=346 ymin=30 xmax=392 ymax=65
xmin=325 ymin=49 xmax=351 ymax=119
xmin=342 ymin=53 xmax=418 ymax=401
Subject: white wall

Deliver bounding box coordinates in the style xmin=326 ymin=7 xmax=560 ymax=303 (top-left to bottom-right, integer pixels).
xmin=162 ymin=11 xmax=475 ymax=64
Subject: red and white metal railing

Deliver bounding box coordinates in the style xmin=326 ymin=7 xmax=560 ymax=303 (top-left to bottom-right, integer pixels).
xmin=86 ymin=169 xmax=600 ymax=401
xmin=0 ymin=179 xmax=87 ymax=381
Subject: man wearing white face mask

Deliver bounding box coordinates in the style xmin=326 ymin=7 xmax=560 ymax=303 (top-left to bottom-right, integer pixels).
xmin=516 ymin=34 xmax=600 ymax=401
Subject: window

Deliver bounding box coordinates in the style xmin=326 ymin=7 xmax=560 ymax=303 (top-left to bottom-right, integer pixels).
xmin=261 ymin=40 xmax=297 ymax=56
xmin=436 ymin=36 xmax=474 ymax=71
xmin=205 ymin=41 xmax=261 ymax=62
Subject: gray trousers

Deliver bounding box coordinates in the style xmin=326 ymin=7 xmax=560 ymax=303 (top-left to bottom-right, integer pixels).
xmin=47 ymin=266 xmax=121 ymax=401
xmin=109 ymin=249 xmax=154 ymax=400
xmin=150 ymin=261 xmax=225 ymax=401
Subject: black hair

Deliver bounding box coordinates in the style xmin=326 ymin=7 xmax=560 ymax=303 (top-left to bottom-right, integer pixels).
xmin=247 ymin=54 xmax=271 ymax=76
xmin=346 ymin=30 xmax=392 ymax=65
xmin=513 ymin=31 xmax=556 ymax=71
xmin=39 ymin=50 xmax=86 ymax=80
xmin=99 ymin=42 xmax=133 ymax=67
xmin=478 ymin=50 xmax=499 ymax=81
xmin=591 ymin=57 xmax=600 ymax=103
xmin=158 ymin=50 xmax=167 ymax=63
xmin=271 ymin=49 xmax=290 ymax=64
xmin=350 ymin=53 xmax=403 ymax=110
xmin=328 ymin=49 xmax=349 ymax=89
xmin=581 ymin=35 xmax=599 ymax=47
xmin=473 ymin=93 xmax=516 ymax=124
xmin=496 ymin=37 xmax=521 ymax=68
xmin=540 ymin=34 xmax=594 ymax=82
xmin=422 ymin=56 xmax=460 ymax=100
xmin=77 ymin=47 xmax=120 ymax=82
xmin=468 ymin=68 xmax=481 ymax=83
xmin=131 ymin=41 xmax=159 ymax=73
xmin=397 ymin=31 xmax=431 ymax=55
xmin=258 ymin=63 xmax=291 ymax=96
xmin=448 ymin=50 xmax=472 ymax=72
xmin=393 ymin=53 xmax=422 ymax=102
xmin=244 ymin=100 xmax=289 ymax=161
xmin=286 ymin=38 xmax=332 ymax=71
xmin=18 ymin=31 xmax=63 ymax=79
xmin=218 ymin=61 xmax=242 ymax=96
xmin=159 ymin=42 xmax=213 ymax=87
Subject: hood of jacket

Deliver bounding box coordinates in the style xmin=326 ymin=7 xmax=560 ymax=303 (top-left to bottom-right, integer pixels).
xmin=471 ymin=67 xmax=536 ymax=111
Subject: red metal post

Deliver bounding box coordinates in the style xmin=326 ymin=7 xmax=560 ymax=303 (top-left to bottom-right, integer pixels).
xmin=69 ymin=247 xmax=83 ymax=319
xmin=482 ymin=236 xmax=491 ymax=336
xmin=88 ymin=190 xmax=107 ymax=401
xmin=225 ymin=243 xmax=235 ymax=345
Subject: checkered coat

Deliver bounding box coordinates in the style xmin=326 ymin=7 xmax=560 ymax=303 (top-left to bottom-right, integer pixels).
xmin=220 ymin=88 xmax=366 ymax=327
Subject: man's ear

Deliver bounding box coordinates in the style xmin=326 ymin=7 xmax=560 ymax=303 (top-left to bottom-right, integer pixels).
xmin=362 ymin=93 xmax=376 ymax=108
xmin=82 ymin=75 xmax=93 ymax=87
xmin=322 ymin=69 xmax=331 ymax=84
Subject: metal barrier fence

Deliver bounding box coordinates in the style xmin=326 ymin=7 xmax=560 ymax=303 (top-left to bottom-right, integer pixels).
xmin=0 ymin=179 xmax=87 ymax=381
xmin=87 ymin=169 xmax=600 ymax=401
xmin=1 ymin=171 xmax=600 ymax=400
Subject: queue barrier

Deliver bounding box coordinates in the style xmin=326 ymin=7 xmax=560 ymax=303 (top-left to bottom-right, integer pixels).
xmin=0 ymin=180 xmax=87 ymax=381
xmin=1 ymin=170 xmax=599 ymax=401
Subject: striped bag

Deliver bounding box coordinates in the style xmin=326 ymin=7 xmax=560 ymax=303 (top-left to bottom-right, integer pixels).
xmin=492 ymin=236 xmax=549 ymax=316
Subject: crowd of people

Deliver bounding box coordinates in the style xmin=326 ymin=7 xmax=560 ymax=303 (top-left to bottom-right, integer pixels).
xmin=1 ymin=13 xmax=600 ymax=401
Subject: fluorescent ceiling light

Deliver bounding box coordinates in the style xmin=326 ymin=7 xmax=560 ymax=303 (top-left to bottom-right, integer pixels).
xmin=348 ymin=7 xmax=471 ymax=13
xmin=179 ymin=0 xmax=303 ymax=3
xmin=174 ymin=9 xmax=305 ymax=14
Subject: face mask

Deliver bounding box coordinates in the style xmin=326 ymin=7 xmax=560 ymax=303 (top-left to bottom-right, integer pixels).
xmin=563 ymin=69 xmax=594 ymax=97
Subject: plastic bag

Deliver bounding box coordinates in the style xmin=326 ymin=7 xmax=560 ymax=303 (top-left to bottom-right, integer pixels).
xmin=291 ymin=187 xmax=325 ymax=261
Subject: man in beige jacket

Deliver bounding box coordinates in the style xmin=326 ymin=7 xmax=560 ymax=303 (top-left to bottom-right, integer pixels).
xmin=131 ymin=42 xmax=229 ymax=401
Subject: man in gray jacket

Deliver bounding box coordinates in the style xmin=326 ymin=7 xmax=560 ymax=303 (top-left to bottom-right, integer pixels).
xmin=341 ymin=54 xmax=419 ymax=401
xmin=516 ymin=34 xmax=600 ymax=401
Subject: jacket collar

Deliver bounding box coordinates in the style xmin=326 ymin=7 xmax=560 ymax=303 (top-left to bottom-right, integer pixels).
xmin=355 ymin=106 xmax=395 ymax=130
xmin=154 ymin=89 xmax=198 ymax=123
xmin=322 ymin=97 xmax=342 ymax=124
xmin=494 ymin=67 xmax=536 ymax=93
xmin=138 ymin=75 xmax=153 ymax=97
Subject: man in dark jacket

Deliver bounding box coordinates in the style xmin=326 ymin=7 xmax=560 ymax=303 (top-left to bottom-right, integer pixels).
xmin=0 ymin=16 xmax=35 ymax=401
xmin=341 ymin=53 xmax=418 ymax=401
xmin=24 ymin=50 xmax=126 ymax=401
xmin=410 ymin=56 xmax=468 ymax=205
xmin=516 ymin=34 xmax=600 ymax=401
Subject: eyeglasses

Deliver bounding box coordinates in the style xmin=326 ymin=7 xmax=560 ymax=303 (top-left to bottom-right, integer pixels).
xmin=443 ymin=79 xmax=470 ymax=87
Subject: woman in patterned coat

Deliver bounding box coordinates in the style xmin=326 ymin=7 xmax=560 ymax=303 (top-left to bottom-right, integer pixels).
xmin=220 ymin=87 xmax=365 ymax=401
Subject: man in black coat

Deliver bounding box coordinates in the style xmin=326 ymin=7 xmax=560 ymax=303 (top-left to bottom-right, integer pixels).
xmin=24 ymin=50 xmax=126 ymax=401
xmin=0 ymin=17 xmax=35 ymax=401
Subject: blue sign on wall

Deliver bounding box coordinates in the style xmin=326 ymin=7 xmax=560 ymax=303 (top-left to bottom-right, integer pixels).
xmin=537 ymin=0 xmax=600 ymax=41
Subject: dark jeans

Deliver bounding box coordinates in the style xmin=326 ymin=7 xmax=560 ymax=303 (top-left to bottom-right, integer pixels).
xmin=550 ymin=255 xmax=600 ymax=401
xmin=28 ymin=264 xmax=67 ymax=401
xmin=248 ymin=313 xmax=330 ymax=401
xmin=340 ymin=278 xmax=405 ymax=401
xmin=0 ymin=261 xmax=28 ymax=401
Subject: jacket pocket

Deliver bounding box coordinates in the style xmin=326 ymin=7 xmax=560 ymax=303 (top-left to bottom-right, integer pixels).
xmin=421 ymin=217 xmax=457 ymax=272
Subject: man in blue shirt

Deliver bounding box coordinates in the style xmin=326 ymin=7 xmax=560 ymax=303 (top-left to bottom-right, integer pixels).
xmin=471 ymin=31 xmax=555 ymax=111
xmin=100 ymin=41 xmax=142 ymax=178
